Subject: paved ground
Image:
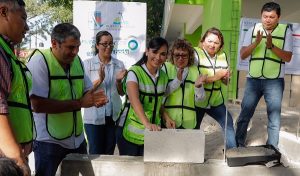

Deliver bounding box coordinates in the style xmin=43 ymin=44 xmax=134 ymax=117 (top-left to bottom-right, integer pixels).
xmin=29 ymin=102 xmax=300 ymax=175
xmin=203 ymin=102 xmax=300 ymax=160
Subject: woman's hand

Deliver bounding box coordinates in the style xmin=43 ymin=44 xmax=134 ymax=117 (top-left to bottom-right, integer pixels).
xmin=177 ymin=68 xmax=184 ymax=81
xmin=98 ymin=64 xmax=105 ymax=83
xmin=162 ymin=110 xmax=176 ymax=129
xmin=195 ymin=74 xmax=207 ymax=88
xmin=116 ymin=69 xmax=127 ymax=83
xmin=145 ymin=122 xmax=161 ymax=131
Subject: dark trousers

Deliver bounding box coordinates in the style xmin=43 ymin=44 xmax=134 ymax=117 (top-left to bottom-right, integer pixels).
xmin=84 ymin=116 xmax=116 ymax=155
xmin=33 ymin=140 xmax=87 ymax=176
xmin=116 ymin=126 xmax=144 ymax=156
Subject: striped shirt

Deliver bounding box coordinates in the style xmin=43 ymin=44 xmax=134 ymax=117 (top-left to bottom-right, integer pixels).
xmin=0 ymin=35 xmax=13 ymax=114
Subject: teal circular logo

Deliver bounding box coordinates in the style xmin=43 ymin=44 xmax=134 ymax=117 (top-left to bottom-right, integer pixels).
xmin=128 ymin=40 xmax=138 ymax=51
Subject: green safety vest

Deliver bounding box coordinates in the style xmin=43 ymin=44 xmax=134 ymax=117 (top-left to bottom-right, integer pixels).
xmin=32 ymin=49 xmax=84 ymax=140
xmin=163 ymin=62 xmax=200 ymax=129
xmin=249 ymin=23 xmax=288 ymax=79
xmin=117 ymin=80 xmax=129 ymax=127
xmin=122 ymin=65 xmax=168 ymax=145
xmin=0 ymin=36 xmax=35 ymax=143
xmin=195 ymin=47 xmax=228 ymax=108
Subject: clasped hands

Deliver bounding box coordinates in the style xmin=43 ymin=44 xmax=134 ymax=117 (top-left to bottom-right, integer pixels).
xmin=255 ymin=30 xmax=273 ymax=49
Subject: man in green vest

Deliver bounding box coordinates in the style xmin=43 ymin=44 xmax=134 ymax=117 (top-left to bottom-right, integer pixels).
xmin=27 ymin=23 xmax=108 ymax=176
xmin=236 ymin=2 xmax=293 ymax=148
xmin=0 ymin=0 xmax=31 ymax=175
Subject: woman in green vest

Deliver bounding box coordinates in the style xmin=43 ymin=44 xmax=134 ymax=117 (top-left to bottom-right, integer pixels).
xmin=194 ymin=27 xmax=236 ymax=149
xmin=120 ymin=37 xmax=169 ymax=156
xmin=162 ymin=39 xmax=206 ymax=129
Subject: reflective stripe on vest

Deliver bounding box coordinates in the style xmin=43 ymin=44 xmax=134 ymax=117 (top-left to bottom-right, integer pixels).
xmin=249 ymin=23 xmax=287 ymax=79
xmin=34 ymin=49 xmax=84 ymax=140
xmin=122 ymin=65 xmax=168 ymax=145
xmin=195 ymin=47 xmax=228 ymax=108
xmin=163 ymin=62 xmax=199 ymax=129
xmin=0 ymin=36 xmax=35 ymax=143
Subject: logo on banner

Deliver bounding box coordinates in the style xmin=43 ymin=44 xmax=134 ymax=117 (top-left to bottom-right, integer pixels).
xmin=113 ymin=12 xmax=128 ymax=25
xmin=89 ymin=11 xmax=104 ymax=29
xmin=113 ymin=37 xmax=140 ymax=55
xmin=128 ymin=39 xmax=139 ymax=51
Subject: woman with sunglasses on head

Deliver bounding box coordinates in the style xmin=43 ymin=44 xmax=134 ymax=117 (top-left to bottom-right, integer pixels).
xmin=162 ymin=39 xmax=206 ymax=129
xmin=194 ymin=27 xmax=236 ymax=149
xmin=82 ymin=31 xmax=127 ymax=155
xmin=118 ymin=37 xmax=169 ymax=156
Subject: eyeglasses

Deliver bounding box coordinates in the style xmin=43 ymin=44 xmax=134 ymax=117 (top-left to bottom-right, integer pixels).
xmin=173 ymin=54 xmax=188 ymax=60
xmin=98 ymin=43 xmax=114 ymax=48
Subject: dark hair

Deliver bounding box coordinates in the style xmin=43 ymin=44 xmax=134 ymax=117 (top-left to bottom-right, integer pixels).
xmin=51 ymin=23 xmax=81 ymax=43
xmin=94 ymin=30 xmax=113 ymax=55
xmin=0 ymin=0 xmax=25 ymax=10
xmin=261 ymin=2 xmax=281 ymax=17
xmin=200 ymin=27 xmax=224 ymax=52
xmin=134 ymin=37 xmax=168 ymax=66
xmin=0 ymin=158 xmax=23 ymax=176
xmin=169 ymin=39 xmax=194 ymax=67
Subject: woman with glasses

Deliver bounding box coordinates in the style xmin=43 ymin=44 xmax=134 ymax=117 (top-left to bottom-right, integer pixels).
xmin=118 ymin=37 xmax=169 ymax=156
xmin=82 ymin=31 xmax=127 ymax=155
xmin=194 ymin=27 xmax=236 ymax=149
xmin=162 ymin=39 xmax=206 ymax=129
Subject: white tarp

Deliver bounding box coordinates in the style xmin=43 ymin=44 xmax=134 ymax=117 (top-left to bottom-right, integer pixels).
xmin=73 ymin=1 xmax=147 ymax=68
xmin=237 ymin=18 xmax=300 ymax=75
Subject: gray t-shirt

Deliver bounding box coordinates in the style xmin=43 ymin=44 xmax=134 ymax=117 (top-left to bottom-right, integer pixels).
xmin=27 ymin=51 xmax=92 ymax=149
xmin=242 ymin=24 xmax=293 ymax=78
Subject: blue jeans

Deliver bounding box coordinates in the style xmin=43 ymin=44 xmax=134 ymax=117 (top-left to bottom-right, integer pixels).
xmin=33 ymin=140 xmax=87 ymax=176
xmin=84 ymin=116 xmax=116 ymax=155
xmin=236 ymin=78 xmax=284 ymax=148
xmin=197 ymin=104 xmax=237 ymax=149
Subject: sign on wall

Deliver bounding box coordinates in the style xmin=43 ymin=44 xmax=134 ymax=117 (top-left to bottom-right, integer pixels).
xmin=73 ymin=1 xmax=147 ymax=68
xmin=237 ymin=18 xmax=300 ymax=75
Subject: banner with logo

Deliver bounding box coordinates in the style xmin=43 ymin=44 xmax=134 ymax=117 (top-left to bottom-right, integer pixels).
xmin=237 ymin=18 xmax=300 ymax=75
xmin=73 ymin=1 xmax=146 ymax=68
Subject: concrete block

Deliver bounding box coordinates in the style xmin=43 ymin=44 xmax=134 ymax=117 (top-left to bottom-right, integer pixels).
xmin=282 ymin=90 xmax=291 ymax=107
xmin=238 ymin=71 xmax=248 ymax=89
xmin=279 ymin=131 xmax=300 ymax=167
xmin=60 ymin=154 xmax=300 ymax=176
xmin=60 ymin=155 xmax=144 ymax=176
xmin=290 ymin=91 xmax=300 ymax=107
xmin=291 ymin=75 xmax=300 ymax=92
xmin=284 ymin=74 xmax=292 ymax=91
xmin=144 ymin=129 xmax=205 ymax=163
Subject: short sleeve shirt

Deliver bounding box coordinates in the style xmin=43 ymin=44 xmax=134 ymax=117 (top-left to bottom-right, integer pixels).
xmin=27 ymin=51 xmax=92 ymax=149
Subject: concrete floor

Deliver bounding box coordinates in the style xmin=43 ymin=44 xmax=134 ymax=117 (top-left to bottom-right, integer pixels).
xmin=28 ymin=102 xmax=300 ymax=175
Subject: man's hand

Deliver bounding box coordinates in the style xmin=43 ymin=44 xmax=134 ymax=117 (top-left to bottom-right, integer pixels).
xmin=266 ymin=32 xmax=273 ymax=49
xmin=255 ymin=30 xmax=263 ymax=45
xmin=93 ymin=89 xmax=108 ymax=107
xmin=80 ymin=89 xmax=107 ymax=108
xmin=15 ymin=157 xmax=31 ymax=176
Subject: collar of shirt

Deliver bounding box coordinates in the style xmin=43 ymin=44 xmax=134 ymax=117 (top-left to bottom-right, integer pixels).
xmin=0 ymin=34 xmax=14 ymax=50
xmin=203 ymin=48 xmax=217 ymax=60
xmin=142 ymin=64 xmax=159 ymax=80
